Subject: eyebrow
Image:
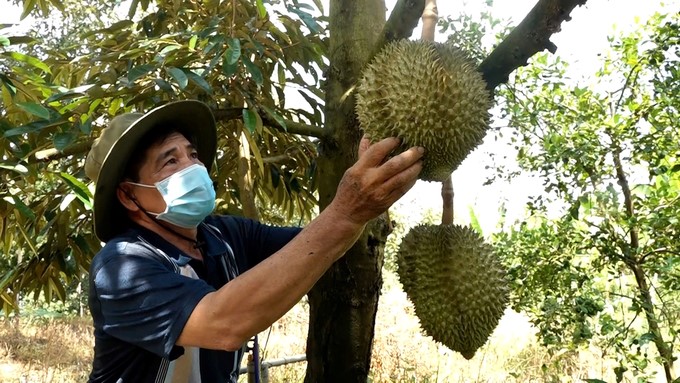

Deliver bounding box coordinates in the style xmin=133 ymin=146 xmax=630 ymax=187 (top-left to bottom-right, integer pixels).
xmin=154 ymin=143 xmax=197 ymax=169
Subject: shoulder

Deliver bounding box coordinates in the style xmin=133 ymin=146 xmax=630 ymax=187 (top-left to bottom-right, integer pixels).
xmin=203 ymin=214 xmax=301 ymax=236
xmin=203 ymin=214 xmax=260 ymax=234
xmin=90 ymin=230 xmax=176 ymax=276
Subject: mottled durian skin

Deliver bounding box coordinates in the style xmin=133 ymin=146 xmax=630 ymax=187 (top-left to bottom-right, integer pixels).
xmin=396 ymin=224 xmax=509 ymax=359
xmin=356 ymin=40 xmax=492 ymax=182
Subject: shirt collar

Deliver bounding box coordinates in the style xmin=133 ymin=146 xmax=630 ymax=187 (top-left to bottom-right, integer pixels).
xmin=129 ymin=222 xmax=230 ymax=262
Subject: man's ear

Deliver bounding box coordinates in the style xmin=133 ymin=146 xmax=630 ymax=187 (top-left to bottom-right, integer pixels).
xmin=117 ymin=184 xmax=139 ymax=212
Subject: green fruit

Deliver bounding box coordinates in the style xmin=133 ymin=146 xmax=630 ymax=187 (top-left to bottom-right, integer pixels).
xmin=356 ymin=40 xmax=491 ymax=182
xmin=396 ymin=224 xmax=509 ymax=359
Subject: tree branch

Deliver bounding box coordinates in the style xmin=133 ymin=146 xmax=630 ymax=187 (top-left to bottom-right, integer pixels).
xmin=31 ymin=107 xmax=326 ymax=164
xmin=371 ymin=0 xmax=426 ymax=59
xmin=261 ymin=115 xmax=327 ymax=139
xmin=479 ymin=0 xmax=588 ymax=91
xmin=31 ymin=141 xmax=93 ymax=163
xmin=214 ymin=107 xmax=326 ymax=139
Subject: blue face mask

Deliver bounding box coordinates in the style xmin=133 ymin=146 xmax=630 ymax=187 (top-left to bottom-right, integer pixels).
xmin=127 ymin=164 xmax=216 ymax=228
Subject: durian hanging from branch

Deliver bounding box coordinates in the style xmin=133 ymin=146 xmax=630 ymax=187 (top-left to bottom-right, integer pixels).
xmin=358 ymin=0 xmax=509 ymax=360
xmin=396 ymin=223 xmax=509 ymax=359
xmin=355 ymin=40 xmax=492 ymax=182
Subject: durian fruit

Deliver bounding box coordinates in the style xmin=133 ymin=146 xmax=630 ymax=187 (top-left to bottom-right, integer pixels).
xmin=396 ymin=224 xmax=509 ymax=359
xmin=356 ymin=40 xmax=492 ymax=182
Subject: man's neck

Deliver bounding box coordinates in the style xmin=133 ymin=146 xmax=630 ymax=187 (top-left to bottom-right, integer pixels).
xmin=135 ymin=218 xmax=203 ymax=261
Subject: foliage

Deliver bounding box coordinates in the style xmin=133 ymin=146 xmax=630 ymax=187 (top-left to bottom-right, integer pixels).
xmin=0 ymin=0 xmax=327 ymax=314
xmin=493 ymin=12 xmax=680 ymax=381
xmin=437 ymin=0 xmax=512 ymax=64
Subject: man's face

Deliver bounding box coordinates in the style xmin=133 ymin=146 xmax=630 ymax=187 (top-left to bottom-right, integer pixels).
xmin=126 ymin=132 xmax=204 ymax=213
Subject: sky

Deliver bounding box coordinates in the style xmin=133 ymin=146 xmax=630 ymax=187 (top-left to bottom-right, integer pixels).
xmin=1 ymin=0 xmax=677 ymax=233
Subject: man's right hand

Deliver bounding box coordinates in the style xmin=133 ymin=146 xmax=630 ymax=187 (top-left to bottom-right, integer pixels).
xmin=328 ymin=136 xmax=424 ymax=226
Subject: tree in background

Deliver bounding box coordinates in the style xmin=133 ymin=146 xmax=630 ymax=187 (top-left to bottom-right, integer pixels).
xmin=1 ymin=0 xmax=589 ymax=380
xmin=493 ymin=12 xmax=680 ymax=382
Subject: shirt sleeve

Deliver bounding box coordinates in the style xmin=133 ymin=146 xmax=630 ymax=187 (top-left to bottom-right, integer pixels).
xmin=91 ymin=241 xmax=215 ymax=358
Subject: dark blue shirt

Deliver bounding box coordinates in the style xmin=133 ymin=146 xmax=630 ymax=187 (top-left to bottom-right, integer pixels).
xmin=87 ymin=215 xmax=300 ymax=383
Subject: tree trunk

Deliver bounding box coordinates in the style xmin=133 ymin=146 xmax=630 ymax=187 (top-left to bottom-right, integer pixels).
xmin=304 ymin=0 xmax=387 ymax=381
xmin=629 ymin=263 xmax=675 ymax=382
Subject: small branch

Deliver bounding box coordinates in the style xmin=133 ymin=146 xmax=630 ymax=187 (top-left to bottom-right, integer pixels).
xmin=260 ymin=115 xmax=327 ymax=139
xmin=479 ymin=0 xmax=588 ymax=91
xmin=213 ymin=107 xmax=243 ymax=121
xmin=31 ymin=141 xmax=93 ymax=163
xmin=214 ymin=107 xmax=326 ymax=139
xmin=420 ymin=0 xmax=438 ymax=42
xmin=371 ymin=0 xmax=426 ymax=59
xmin=441 ymin=176 xmax=454 ymax=225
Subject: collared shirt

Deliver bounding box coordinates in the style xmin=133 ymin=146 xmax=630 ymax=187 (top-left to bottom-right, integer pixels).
xmin=87 ymin=215 xmax=300 ymax=383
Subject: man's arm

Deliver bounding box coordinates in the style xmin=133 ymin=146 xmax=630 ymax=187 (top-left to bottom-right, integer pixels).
xmin=177 ymin=137 xmax=424 ymax=351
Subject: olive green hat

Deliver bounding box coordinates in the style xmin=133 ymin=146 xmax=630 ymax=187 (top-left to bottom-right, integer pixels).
xmin=85 ymin=100 xmax=217 ymax=242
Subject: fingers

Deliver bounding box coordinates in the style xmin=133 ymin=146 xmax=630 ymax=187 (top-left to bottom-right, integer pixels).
xmin=358 ymin=136 xmax=371 ymax=158
xmin=356 ymin=137 xmax=401 ymax=167
xmin=380 ymin=161 xmax=422 ymax=202
xmin=379 ymin=146 xmax=425 ymax=181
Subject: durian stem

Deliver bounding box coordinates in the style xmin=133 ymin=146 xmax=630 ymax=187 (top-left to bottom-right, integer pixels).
xmin=419 ymin=0 xmax=453 ymax=226
xmin=441 ymin=176 xmax=454 ymax=225
xmin=421 ymin=0 xmax=438 ymax=42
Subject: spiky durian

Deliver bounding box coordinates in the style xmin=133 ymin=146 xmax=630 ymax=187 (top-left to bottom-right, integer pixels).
xmin=356 ymin=40 xmax=491 ymax=182
xmin=396 ymin=224 xmax=509 ymax=359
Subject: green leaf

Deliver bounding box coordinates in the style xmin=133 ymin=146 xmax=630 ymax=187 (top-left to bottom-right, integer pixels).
xmin=225 ymin=38 xmax=241 ymax=65
xmin=0 ymin=74 xmax=16 ymax=96
xmin=288 ymin=7 xmax=322 ymax=33
xmin=243 ymin=56 xmax=263 ymax=86
xmin=186 ymin=71 xmax=213 ymax=94
xmin=189 ymin=35 xmax=198 ymax=50
xmin=7 ymin=36 xmax=37 ymax=45
xmin=127 ymin=64 xmax=155 ymax=83
xmin=255 ymin=0 xmax=266 ymax=18
xmin=58 ymin=172 xmax=93 ymax=210
xmin=53 ymin=132 xmax=76 ymax=151
xmin=222 ymin=60 xmax=238 ymax=78
xmin=3 ymin=51 xmax=51 ymax=73
xmin=0 ymin=162 xmax=28 ymax=174
xmin=166 ymin=67 xmax=188 ymax=89
xmin=79 ymin=117 xmax=92 ymax=134
xmin=3 ymin=120 xmax=62 ymax=137
xmin=153 ymin=78 xmax=174 ymax=93
xmin=4 ymin=196 xmax=35 ymax=220
xmin=16 ymin=102 xmax=50 ymax=120
xmin=242 ymin=109 xmax=258 ymax=134
xmin=583 ymin=380 xmax=608 ymax=383
xmin=260 ymin=105 xmax=286 ymax=131
xmin=468 ymin=206 xmax=483 ymax=236
xmin=0 ymin=36 xmax=9 ymax=47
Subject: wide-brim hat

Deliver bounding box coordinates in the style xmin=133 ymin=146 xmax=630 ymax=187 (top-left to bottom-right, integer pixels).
xmin=85 ymin=100 xmax=217 ymax=242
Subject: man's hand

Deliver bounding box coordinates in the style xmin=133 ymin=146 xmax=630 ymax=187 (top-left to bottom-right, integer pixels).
xmin=328 ymin=136 xmax=424 ymax=225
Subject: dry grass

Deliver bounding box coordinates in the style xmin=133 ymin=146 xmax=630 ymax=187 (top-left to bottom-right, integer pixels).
xmin=0 ymin=316 xmax=93 ymax=383
xmin=0 ymin=271 xmax=663 ymax=382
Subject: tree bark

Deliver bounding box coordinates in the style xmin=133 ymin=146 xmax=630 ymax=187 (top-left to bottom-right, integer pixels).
xmin=611 ymin=144 xmax=675 ymax=382
xmin=479 ymin=0 xmax=588 ymax=91
xmin=304 ymin=0 xmax=388 ymax=382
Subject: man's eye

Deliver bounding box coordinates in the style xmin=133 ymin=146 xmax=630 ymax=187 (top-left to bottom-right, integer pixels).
xmin=191 ymin=152 xmax=199 ymax=159
xmin=165 ymin=158 xmax=177 ymax=166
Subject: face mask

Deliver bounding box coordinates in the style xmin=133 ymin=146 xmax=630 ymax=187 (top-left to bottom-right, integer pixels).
xmin=127 ymin=164 xmax=216 ymax=228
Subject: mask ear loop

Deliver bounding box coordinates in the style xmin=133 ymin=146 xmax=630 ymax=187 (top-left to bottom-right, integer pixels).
xmin=118 ymin=186 xmax=205 ymax=250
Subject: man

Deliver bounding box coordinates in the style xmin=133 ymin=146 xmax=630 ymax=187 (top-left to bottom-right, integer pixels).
xmin=84 ymin=100 xmax=423 ymax=382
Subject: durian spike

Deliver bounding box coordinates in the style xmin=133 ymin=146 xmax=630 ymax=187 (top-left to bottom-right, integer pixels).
xmin=419 ymin=0 xmax=454 ymax=226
